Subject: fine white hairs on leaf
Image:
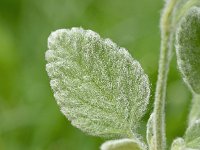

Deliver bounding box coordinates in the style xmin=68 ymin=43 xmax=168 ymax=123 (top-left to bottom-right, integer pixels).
xmin=171 ymin=138 xmax=186 ymax=150
xmin=100 ymin=138 xmax=147 ymax=150
xmin=45 ymin=27 xmax=150 ymax=138
xmin=171 ymin=120 xmax=200 ymax=150
xmin=189 ymin=94 xmax=200 ymax=126
xmin=176 ymin=7 xmax=200 ymax=94
xmin=184 ymin=119 xmax=200 ymax=149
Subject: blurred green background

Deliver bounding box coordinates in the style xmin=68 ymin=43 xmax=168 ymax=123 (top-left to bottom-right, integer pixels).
xmin=0 ymin=0 xmax=192 ymax=149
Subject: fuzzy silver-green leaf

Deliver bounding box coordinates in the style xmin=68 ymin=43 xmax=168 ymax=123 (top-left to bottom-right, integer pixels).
xmin=189 ymin=94 xmax=200 ymax=126
xmin=185 ymin=120 xmax=200 ymax=149
xmin=176 ymin=7 xmax=200 ymax=94
xmin=171 ymin=137 xmax=200 ymax=150
xmin=100 ymin=138 xmax=146 ymax=150
xmin=171 ymin=138 xmax=186 ymax=150
xmin=45 ymin=27 xmax=150 ymax=138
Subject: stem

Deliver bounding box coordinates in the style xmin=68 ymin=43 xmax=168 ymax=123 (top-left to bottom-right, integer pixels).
xmin=153 ymin=0 xmax=178 ymax=149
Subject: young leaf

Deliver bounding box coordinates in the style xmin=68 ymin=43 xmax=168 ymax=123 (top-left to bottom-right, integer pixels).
xmin=46 ymin=28 xmax=150 ymax=138
xmin=100 ymin=138 xmax=147 ymax=150
xmin=189 ymin=94 xmax=200 ymax=126
xmin=176 ymin=7 xmax=200 ymax=94
xmin=185 ymin=120 xmax=200 ymax=149
xmin=171 ymin=138 xmax=186 ymax=150
xmin=146 ymin=113 xmax=155 ymax=150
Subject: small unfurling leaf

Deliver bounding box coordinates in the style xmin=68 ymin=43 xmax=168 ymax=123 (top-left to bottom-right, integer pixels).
xmin=171 ymin=120 xmax=200 ymax=150
xmin=189 ymin=94 xmax=200 ymax=126
xmin=100 ymin=138 xmax=146 ymax=150
xmin=176 ymin=7 xmax=200 ymax=94
xmin=171 ymin=138 xmax=186 ymax=150
xmin=45 ymin=28 xmax=150 ymax=138
xmin=185 ymin=120 xmax=200 ymax=149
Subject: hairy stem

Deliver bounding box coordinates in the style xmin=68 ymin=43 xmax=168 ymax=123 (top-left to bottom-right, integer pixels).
xmin=153 ymin=0 xmax=178 ymax=149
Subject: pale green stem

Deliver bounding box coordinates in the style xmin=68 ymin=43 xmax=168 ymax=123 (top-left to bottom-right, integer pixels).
xmin=189 ymin=94 xmax=200 ymax=126
xmin=153 ymin=0 xmax=178 ymax=150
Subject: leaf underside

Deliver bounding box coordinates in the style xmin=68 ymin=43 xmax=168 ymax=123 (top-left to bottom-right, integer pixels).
xmin=176 ymin=7 xmax=200 ymax=94
xmin=45 ymin=27 xmax=150 ymax=138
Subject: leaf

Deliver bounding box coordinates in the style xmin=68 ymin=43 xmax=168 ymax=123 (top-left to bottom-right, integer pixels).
xmin=176 ymin=7 xmax=200 ymax=94
xmin=100 ymin=138 xmax=146 ymax=150
xmin=189 ymin=94 xmax=200 ymax=126
xmin=171 ymin=120 xmax=200 ymax=150
xmin=171 ymin=138 xmax=186 ymax=150
xmin=184 ymin=119 xmax=200 ymax=149
xmin=45 ymin=28 xmax=150 ymax=138
xmin=146 ymin=113 xmax=155 ymax=150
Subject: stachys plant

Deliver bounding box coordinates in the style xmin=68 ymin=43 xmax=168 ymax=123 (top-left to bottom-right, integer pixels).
xmin=45 ymin=0 xmax=200 ymax=149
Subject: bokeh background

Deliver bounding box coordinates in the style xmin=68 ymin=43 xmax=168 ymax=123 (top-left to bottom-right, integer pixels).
xmin=0 ymin=0 xmax=192 ymax=149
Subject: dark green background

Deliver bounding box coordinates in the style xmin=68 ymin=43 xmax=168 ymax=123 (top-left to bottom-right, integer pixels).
xmin=0 ymin=0 xmax=191 ymax=149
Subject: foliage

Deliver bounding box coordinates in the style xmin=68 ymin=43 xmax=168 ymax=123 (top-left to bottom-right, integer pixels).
xmin=45 ymin=0 xmax=200 ymax=150
xmin=46 ymin=28 xmax=150 ymax=139
xmin=1 ymin=0 xmax=200 ymax=149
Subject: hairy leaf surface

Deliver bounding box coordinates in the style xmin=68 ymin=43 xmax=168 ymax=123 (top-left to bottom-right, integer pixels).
xmin=176 ymin=7 xmax=200 ymax=94
xmin=100 ymin=138 xmax=146 ymax=150
xmin=171 ymin=121 xmax=200 ymax=150
xmin=45 ymin=28 xmax=150 ymax=138
xmin=189 ymin=94 xmax=200 ymax=126
xmin=171 ymin=138 xmax=186 ymax=150
xmin=185 ymin=120 xmax=200 ymax=149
